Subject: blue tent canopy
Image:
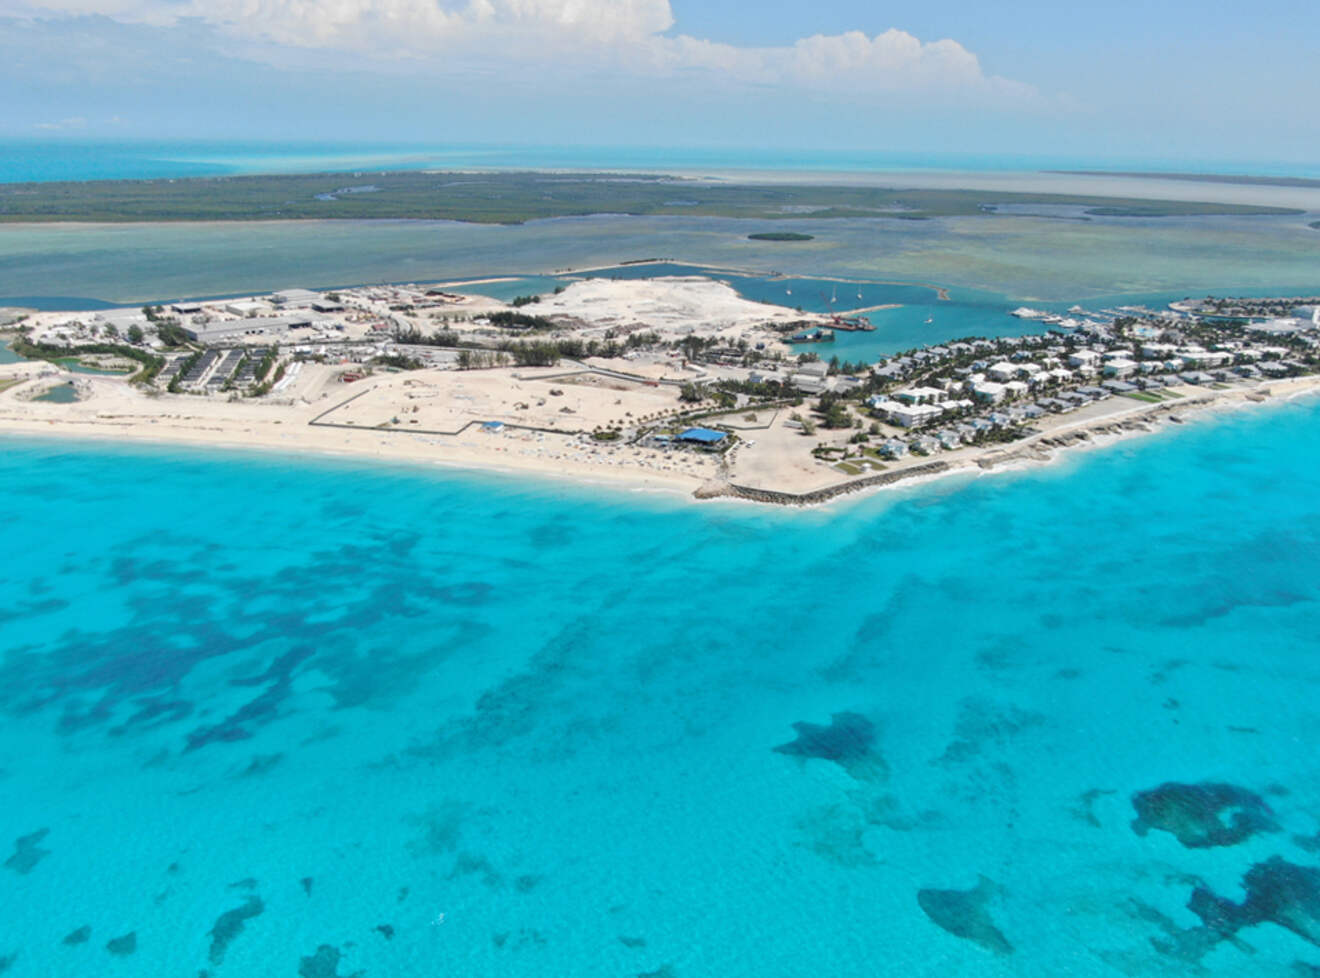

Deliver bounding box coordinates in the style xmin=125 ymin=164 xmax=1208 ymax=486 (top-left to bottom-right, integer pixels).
xmin=678 ymin=427 xmax=728 ymax=444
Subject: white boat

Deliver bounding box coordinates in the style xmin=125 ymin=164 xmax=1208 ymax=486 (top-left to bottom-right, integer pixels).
xmin=1010 ymin=307 xmax=1050 ymax=320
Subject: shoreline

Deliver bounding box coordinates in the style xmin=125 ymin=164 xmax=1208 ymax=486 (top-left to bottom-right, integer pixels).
xmin=2 ymin=373 xmax=1317 ymax=511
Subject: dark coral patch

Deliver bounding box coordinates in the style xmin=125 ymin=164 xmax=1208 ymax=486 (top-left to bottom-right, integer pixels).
xmin=4 ymin=829 xmax=51 ymax=875
xmin=374 ymin=924 xmax=394 ymax=940
xmin=1191 ymin=857 xmax=1320 ymax=947
xmin=448 ymin=852 xmax=503 ymax=888
xmin=917 ymin=878 xmax=1013 ymax=956
xmin=208 ymin=896 xmax=264 ymax=965
xmin=435 ymin=582 xmax=494 ymax=606
xmin=105 ymin=932 xmax=137 ymax=956
xmin=61 ymin=925 xmax=91 ymax=946
xmin=0 ymin=952 xmax=14 ymax=973
xmin=1072 ymin=788 xmax=1116 ymax=828
xmin=937 ymin=698 xmax=1046 ymax=765
xmin=1142 ymin=857 xmax=1320 ymax=964
xmin=298 ymin=944 xmax=364 ymax=978
xmin=109 ymin=696 xmax=193 ymax=736
xmin=240 ymin=753 xmax=283 ymax=777
xmin=773 ymin=712 xmax=885 ymax=779
xmin=1131 ymin=781 xmax=1276 ymax=848
xmin=185 ymin=647 xmax=315 ymax=752
xmin=301 ymin=877 xmax=314 ymax=896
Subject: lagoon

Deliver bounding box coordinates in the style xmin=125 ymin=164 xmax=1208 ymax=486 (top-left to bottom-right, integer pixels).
xmin=1 ymin=210 xmax=1318 ymax=313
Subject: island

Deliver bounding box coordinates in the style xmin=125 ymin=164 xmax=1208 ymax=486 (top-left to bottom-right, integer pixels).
xmin=2 ymin=272 xmax=1319 ymax=506
xmin=0 ymin=170 xmax=1302 ymax=224
xmin=747 ymin=232 xmax=815 ymax=242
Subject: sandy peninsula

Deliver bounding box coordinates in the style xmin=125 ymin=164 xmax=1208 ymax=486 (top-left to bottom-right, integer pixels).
xmin=4 ymin=273 xmax=1319 ymax=507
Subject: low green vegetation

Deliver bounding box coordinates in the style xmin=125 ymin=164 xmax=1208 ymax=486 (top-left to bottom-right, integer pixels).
xmin=253 ymin=347 xmax=278 ymax=383
xmin=1122 ymin=391 xmax=1165 ymax=403
xmin=487 ymin=310 xmax=556 ymax=330
xmin=248 ymin=362 xmax=286 ymax=397
xmin=11 ymin=338 xmax=164 ymax=384
xmin=168 ymin=351 xmax=203 ymax=393
xmin=372 ymin=353 xmax=424 ymax=370
xmin=0 ymin=170 xmax=1300 ymax=224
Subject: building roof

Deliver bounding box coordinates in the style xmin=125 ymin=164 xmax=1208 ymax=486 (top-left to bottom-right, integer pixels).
xmin=678 ymin=427 xmax=728 ymax=444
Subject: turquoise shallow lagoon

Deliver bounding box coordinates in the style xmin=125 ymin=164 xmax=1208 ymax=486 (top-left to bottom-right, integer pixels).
xmin=3 ymin=394 xmax=1320 ymax=976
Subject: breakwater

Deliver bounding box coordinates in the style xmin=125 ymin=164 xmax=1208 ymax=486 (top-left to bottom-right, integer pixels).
xmin=696 ymin=460 xmax=952 ymax=505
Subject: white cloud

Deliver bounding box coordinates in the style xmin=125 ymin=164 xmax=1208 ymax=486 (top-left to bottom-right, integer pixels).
xmin=33 ymin=115 xmax=87 ymax=129
xmin=2 ymin=0 xmax=1035 ymax=100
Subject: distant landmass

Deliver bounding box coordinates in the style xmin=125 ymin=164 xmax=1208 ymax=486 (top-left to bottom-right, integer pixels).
xmin=0 ymin=170 xmax=1302 ymax=225
xmin=1051 ymin=170 xmax=1320 ymax=189
xmin=748 ymin=232 xmax=815 ymax=242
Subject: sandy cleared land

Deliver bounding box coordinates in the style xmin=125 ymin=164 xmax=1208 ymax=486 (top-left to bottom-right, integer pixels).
xmin=324 ymin=366 xmax=683 ymax=434
xmin=0 ymin=361 xmax=722 ymax=495
xmin=534 ymin=277 xmax=818 ymax=343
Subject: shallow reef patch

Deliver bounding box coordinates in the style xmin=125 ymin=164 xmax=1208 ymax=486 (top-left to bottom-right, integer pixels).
xmin=207 ymin=895 xmax=264 ymax=965
xmin=936 ymin=698 xmax=1046 ymax=765
xmin=1072 ymin=788 xmax=1116 ymax=828
xmin=794 ymin=803 xmax=877 ymax=867
xmin=405 ymin=800 xmax=467 ymax=856
xmin=1136 ymin=856 xmax=1320 ymax=964
xmin=1190 ymin=857 xmax=1320 ymax=948
xmin=1130 ymin=781 xmax=1276 ymax=848
xmin=105 ymin=931 xmax=136 ymax=956
xmin=61 ymin=925 xmax=90 ymax=945
xmin=773 ymin=711 xmax=886 ymax=780
xmin=239 ymin=753 xmax=284 ymax=777
xmin=434 ymin=581 xmax=494 ymax=606
xmin=298 ymin=944 xmax=364 ymax=978
xmin=916 ymin=877 xmax=1013 ymax=956
xmin=4 ymin=828 xmax=50 ymax=874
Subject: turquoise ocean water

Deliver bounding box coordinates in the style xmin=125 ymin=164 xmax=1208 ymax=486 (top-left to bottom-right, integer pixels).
xmin=4 ymin=393 xmax=1320 ymax=976
xmin=3 ymin=141 xmax=1320 ymax=183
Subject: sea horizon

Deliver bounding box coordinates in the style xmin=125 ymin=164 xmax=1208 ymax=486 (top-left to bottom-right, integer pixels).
xmin=4 ymin=138 xmax=1320 ymax=185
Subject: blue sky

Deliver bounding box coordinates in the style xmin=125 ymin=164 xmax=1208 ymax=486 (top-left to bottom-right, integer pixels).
xmin=2 ymin=0 xmax=1317 ymax=165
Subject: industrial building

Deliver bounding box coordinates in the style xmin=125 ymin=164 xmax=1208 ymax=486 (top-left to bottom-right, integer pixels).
xmin=181 ymin=315 xmax=319 ymax=344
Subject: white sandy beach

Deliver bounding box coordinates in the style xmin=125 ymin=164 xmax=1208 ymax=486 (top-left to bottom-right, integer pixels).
xmin=3 ymin=351 xmax=1318 ymax=508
